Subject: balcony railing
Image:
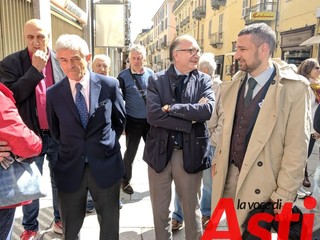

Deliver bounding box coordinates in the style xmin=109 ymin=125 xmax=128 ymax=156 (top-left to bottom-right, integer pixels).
xmin=211 ymin=0 xmax=226 ymax=10
xmin=192 ymin=6 xmax=206 ymax=20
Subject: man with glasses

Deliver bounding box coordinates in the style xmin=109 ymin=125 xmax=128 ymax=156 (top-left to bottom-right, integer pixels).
xmin=144 ymin=35 xmax=215 ymax=240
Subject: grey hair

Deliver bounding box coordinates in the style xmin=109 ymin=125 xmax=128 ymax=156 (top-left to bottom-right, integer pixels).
xmin=198 ymin=53 xmax=217 ymax=77
xmin=55 ymin=34 xmax=89 ymax=57
xmin=238 ymin=22 xmax=276 ymax=55
xmin=93 ymin=54 xmax=111 ymax=66
xmin=129 ymin=44 xmax=146 ymax=59
xmin=169 ymin=34 xmax=198 ymax=62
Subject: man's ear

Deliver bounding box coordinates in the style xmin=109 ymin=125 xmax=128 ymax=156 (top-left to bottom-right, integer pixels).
xmin=260 ymin=42 xmax=270 ymax=57
xmin=86 ymin=53 xmax=92 ymax=62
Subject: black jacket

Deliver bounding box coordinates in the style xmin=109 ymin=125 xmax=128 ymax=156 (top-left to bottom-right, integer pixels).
xmin=0 ymin=48 xmax=65 ymax=134
xmin=143 ymin=64 xmax=215 ymax=173
xmin=314 ymin=104 xmax=320 ymax=133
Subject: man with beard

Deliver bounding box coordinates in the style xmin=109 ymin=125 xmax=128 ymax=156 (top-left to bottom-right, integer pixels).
xmin=211 ymin=23 xmax=311 ymax=233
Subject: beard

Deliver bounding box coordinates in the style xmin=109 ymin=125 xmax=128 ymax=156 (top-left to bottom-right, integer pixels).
xmin=239 ymin=52 xmax=262 ymax=74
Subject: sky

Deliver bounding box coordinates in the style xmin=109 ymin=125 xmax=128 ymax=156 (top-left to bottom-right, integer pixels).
xmin=130 ymin=0 xmax=163 ymax=41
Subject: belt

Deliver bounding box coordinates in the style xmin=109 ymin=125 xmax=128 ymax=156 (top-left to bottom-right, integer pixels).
xmin=173 ymin=145 xmax=183 ymax=150
xmin=40 ymin=129 xmax=50 ymax=135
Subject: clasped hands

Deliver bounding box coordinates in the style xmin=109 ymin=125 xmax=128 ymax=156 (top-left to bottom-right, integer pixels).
xmin=162 ymin=97 xmax=209 ymax=124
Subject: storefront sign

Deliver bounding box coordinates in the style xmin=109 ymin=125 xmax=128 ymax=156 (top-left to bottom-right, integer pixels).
xmin=250 ymin=12 xmax=276 ymax=21
xmin=50 ymin=0 xmax=87 ymax=24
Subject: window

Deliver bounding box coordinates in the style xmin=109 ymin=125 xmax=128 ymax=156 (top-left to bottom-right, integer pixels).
xmin=242 ymin=0 xmax=249 ymax=17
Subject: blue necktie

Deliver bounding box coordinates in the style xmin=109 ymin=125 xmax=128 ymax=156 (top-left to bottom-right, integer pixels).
xmin=75 ymin=83 xmax=88 ymax=128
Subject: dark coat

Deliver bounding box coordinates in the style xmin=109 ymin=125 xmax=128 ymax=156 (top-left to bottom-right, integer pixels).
xmin=143 ymin=64 xmax=215 ymax=173
xmin=46 ymin=72 xmax=126 ymax=192
xmin=314 ymin=104 xmax=320 ymax=133
xmin=0 ymin=48 xmax=65 ymax=134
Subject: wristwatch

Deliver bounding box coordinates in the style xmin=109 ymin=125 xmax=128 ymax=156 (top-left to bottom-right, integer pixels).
xmin=163 ymin=104 xmax=170 ymax=113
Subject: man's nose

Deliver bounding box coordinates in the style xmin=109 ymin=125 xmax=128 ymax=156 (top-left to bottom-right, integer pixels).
xmin=234 ymin=51 xmax=240 ymax=60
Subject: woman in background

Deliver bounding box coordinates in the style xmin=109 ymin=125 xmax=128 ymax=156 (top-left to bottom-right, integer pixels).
xmin=297 ymin=58 xmax=320 ymax=188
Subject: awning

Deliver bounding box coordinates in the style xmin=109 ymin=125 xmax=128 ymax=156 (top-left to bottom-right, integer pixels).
xmin=300 ymin=35 xmax=320 ymax=46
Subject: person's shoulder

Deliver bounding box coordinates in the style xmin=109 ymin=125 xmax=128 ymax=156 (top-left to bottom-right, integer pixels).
xmin=117 ymin=68 xmax=130 ymax=78
xmin=144 ymin=67 xmax=155 ymax=74
xmin=1 ymin=48 xmax=27 ymax=62
xmin=154 ymin=69 xmax=167 ymax=80
xmin=93 ymin=72 xmax=118 ymax=86
xmin=272 ymin=59 xmax=309 ymax=86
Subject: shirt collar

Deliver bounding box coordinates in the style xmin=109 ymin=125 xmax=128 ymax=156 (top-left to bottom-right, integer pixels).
xmin=69 ymin=70 xmax=90 ymax=91
xmin=248 ymin=64 xmax=275 ymax=87
xmin=131 ymin=67 xmax=144 ymax=74
xmin=174 ymin=65 xmax=189 ymax=78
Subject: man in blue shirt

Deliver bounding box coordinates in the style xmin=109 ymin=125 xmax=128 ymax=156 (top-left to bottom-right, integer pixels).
xmin=118 ymin=44 xmax=154 ymax=194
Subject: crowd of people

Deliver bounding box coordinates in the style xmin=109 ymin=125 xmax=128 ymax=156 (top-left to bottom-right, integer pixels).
xmin=0 ymin=18 xmax=319 ymax=240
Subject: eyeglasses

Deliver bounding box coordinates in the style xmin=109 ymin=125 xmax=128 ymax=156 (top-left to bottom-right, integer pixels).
xmin=176 ymin=48 xmax=201 ymax=56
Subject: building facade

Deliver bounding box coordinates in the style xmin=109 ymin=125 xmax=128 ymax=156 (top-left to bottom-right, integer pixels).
xmin=0 ymin=0 xmax=131 ymax=77
xmin=134 ymin=0 xmax=320 ymax=81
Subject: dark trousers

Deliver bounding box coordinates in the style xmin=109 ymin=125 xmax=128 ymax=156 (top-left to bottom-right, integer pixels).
xmin=123 ymin=116 xmax=149 ymax=183
xmin=22 ymin=134 xmax=60 ymax=231
xmin=58 ymin=164 xmax=121 ymax=240
xmin=0 ymin=208 xmax=15 ymax=240
xmin=305 ymin=135 xmax=316 ymax=177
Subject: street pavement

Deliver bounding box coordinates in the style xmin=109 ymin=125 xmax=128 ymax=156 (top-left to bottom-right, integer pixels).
xmin=11 ymin=137 xmax=320 ymax=239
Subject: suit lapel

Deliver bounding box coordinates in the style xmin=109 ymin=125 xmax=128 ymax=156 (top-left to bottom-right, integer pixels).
xmin=221 ymin=78 xmax=243 ymax=136
xmin=89 ymin=72 xmax=101 ymax=117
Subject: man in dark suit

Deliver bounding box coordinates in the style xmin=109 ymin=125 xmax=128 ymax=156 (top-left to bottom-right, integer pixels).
xmin=0 ymin=19 xmax=65 ymax=239
xmin=46 ymin=34 xmax=126 ymax=239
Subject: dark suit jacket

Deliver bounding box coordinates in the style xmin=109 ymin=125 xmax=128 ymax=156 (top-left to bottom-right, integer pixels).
xmin=0 ymin=48 xmax=65 ymax=134
xmin=144 ymin=64 xmax=215 ymax=173
xmin=46 ymin=72 xmax=126 ymax=192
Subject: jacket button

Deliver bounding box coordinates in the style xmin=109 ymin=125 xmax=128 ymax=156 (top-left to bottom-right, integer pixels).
xmin=172 ymin=98 xmax=176 ymax=102
xmin=255 ymin=189 xmax=261 ymax=194
xmin=257 ymin=161 xmax=263 ymax=167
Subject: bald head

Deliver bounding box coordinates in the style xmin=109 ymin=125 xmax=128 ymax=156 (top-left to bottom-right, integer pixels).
xmin=24 ymin=19 xmax=50 ymax=54
xmin=92 ymin=54 xmax=111 ymax=76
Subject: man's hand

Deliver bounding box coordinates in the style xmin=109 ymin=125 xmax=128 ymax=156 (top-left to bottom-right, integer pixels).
xmin=212 ymin=164 xmax=217 ymax=178
xmin=0 ymin=141 xmax=11 ymax=161
xmin=198 ymin=97 xmax=209 ymax=104
xmin=312 ymin=132 xmax=320 ymax=139
xmin=32 ymin=50 xmax=48 ymax=72
xmin=162 ymin=104 xmax=170 ymax=113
